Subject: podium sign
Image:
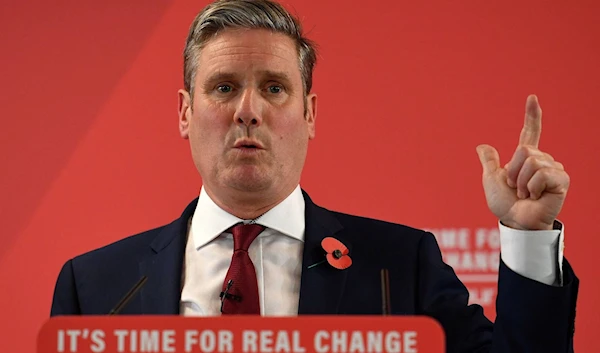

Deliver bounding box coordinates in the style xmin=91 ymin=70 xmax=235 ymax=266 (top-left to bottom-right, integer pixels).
xmin=38 ymin=316 xmax=444 ymax=353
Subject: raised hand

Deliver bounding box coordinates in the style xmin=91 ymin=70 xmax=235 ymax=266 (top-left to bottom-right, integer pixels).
xmin=476 ymin=95 xmax=569 ymax=230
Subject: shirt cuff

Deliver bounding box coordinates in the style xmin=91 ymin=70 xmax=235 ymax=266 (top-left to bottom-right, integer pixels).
xmin=499 ymin=220 xmax=564 ymax=286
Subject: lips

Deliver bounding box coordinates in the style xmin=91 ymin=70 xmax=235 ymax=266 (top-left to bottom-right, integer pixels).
xmin=233 ymin=139 xmax=264 ymax=149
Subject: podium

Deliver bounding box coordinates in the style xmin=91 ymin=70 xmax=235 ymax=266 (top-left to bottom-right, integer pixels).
xmin=38 ymin=316 xmax=444 ymax=353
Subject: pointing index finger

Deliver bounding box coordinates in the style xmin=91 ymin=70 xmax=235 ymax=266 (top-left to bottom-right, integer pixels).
xmin=519 ymin=94 xmax=542 ymax=148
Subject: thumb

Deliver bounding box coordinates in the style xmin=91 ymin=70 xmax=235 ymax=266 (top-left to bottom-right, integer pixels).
xmin=476 ymin=144 xmax=500 ymax=174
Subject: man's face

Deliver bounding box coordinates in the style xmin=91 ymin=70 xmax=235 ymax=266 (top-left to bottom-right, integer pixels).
xmin=178 ymin=29 xmax=316 ymax=202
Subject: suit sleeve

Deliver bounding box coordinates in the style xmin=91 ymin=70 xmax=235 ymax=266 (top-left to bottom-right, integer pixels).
xmin=416 ymin=232 xmax=493 ymax=352
xmin=493 ymin=258 xmax=578 ymax=352
xmin=50 ymin=259 xmax=82 ymax=316
xmin=416 ymin=232 xmax=578 ymax=353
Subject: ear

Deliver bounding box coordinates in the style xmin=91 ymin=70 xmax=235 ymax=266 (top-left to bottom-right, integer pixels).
xmin=178 ymin=89 xmax=192 ymax=139
xmin=305 ymin=93 xmax=317 ymax=140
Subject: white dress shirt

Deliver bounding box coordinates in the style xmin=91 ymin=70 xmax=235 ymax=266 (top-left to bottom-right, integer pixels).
xmin=500 ymin=221 xmax=564 ymax=286
xmin=180 ymin=185 xmax=565 ymax=315
xmin=180 ymin=185 xmax=305 ymax=316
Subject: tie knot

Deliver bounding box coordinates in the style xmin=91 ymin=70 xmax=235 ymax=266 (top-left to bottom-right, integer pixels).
xmin=229 ymin=223 xmax=265 ymax=251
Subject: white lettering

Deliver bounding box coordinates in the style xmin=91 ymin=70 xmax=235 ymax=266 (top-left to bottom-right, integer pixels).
xmin=200 ymin=330 xmax=216 ymax=352
xmin=474 ymin=252 xmax=487 ymax=271
xmin=490 ymin=252 xmax=500 ymax=270
xmin=314 ymin=331 xmax=329 ymax=353
xmin=469 ymin=287 xmax=497 ymax=306
xmin=260 ymin=331 xmax=274 ymax=353
xmin=90 ymin=330 xmax=106 ymax=353
xmin=292 ymin=331 xmax=305 ymax=353
xmin=185 ymin=330 xmax=198 ymax=353
xmin=404 ymin=331 xmax=417 ymax=353
xmin=439 ymin=229 xmax=457 ymax=248
xmin=162 ymin=330 xmax=175 ymax=353
xmin=243 ymin=330 xmax=258 ymax=353
xmin=312 ymin=331 xmax=417 ymax=353
xmin=443 ymin=251 xmax=499 ymax=272
xmin=114 ymin=330 xmax=128 ymax=353
xmin=331 ymin=331 xmax=347 ymax=353
xmin=185 ymin=330 xmax=233 ymax=353
xmin=57 ymin=330 xmax=65 ymax=353
xmin=475 ymin=229 xmax=487 ymax=249
xmin=474 ymin=228 xmax=500 ymax=249
xmin=462 ymin=252 xmax=474 ymax=270
xmin=437 ymin=229 xmax=470 ymax=250
xmin=140 ymin=330 xmax=159 ymax=352
xmin=446 ymin=252 xmax=460 ymax=269
xmin=274 ymin=331 xmax=290 ymax=353
xmin=219 ymin=331 xmax=234 ymax=352
xmin=366 ymin=332 xmax=382 ymax=352
xmin=130 ymin=330 xmax=137 ymax=352
xmin=349 ymin=331 xmax=364 ymax=353
xmin=385 ymin=331 xmax=400 ymax=353
xmin=66 ymin=330 xmax=81 ymax=353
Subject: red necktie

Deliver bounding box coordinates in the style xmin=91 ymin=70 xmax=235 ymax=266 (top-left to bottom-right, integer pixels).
xmin=220 ymin=223 xmax=264 ymax=315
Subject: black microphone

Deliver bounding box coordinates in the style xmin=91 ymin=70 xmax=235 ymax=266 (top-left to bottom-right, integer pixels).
xmin=219 ymin=279 xmax=242 ymax=313
xmin=108 ymin=276 xmax=148 ymax=315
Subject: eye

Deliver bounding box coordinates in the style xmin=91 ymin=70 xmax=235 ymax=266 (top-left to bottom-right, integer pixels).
xmin=267 ymin=85 xmax=283 ymax=94
xmin=216 ymin=84 xmax=233 ymax=93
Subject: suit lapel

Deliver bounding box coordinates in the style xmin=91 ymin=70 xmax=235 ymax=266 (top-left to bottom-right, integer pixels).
xmin=139 ymin=198 xmax=198 ymax=314
xmin=298 ymin=191 xmax=350 ymax=314
xmin=136 ymin=192 xmax=350 ymax=315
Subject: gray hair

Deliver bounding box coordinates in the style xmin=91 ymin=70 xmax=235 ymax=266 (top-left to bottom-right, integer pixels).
xmin=183 ymin=0 xmax=317 ymax=99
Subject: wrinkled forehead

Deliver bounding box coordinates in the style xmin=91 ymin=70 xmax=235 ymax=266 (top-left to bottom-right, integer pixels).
xmin=195 ymin=28 xmax=302 ymax=82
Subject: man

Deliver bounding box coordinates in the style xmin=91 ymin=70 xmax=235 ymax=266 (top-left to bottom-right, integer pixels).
xmin=51 ymin=0 xmax=578 ymax=352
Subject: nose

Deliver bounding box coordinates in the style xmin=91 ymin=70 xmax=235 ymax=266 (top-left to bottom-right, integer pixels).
xmin=233 ymin=88 xmax=263 ymax=128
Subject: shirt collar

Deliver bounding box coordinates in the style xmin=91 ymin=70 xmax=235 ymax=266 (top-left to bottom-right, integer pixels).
xmin=191 ymin=185 xmax=305 ymax=250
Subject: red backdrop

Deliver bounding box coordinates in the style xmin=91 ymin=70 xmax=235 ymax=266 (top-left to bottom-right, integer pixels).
xmin=1 ymin=1 xmax=598 ymax=351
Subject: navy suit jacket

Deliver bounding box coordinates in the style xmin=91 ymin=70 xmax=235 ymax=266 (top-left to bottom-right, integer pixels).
xmin=51 ymin=191 xmax=579 ymax=352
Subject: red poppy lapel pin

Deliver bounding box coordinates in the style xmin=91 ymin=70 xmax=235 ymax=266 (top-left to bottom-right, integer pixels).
xmin=308 ymin=237 xmax=352 ymax=270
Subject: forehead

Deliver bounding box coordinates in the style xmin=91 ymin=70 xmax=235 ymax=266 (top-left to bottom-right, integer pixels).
xmin=195 ymin=29 xmax=301 ymax=79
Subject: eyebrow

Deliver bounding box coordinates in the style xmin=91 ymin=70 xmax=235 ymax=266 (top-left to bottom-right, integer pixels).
xmin=203 ymin=71 xmax=238 ymax=86
xmin=256 ymin=70 xmax=293 ymax=85
xmin=203 ymin=70 xmax=294 ymax=86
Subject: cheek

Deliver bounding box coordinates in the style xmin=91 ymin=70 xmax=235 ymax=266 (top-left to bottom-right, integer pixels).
xmin=272 ymin=115 xmax=309 ymax=148
xmin=189 ymin=107 xmax=234 ymax=166
xmin=193 ymin=103 xmax=232 ymax=137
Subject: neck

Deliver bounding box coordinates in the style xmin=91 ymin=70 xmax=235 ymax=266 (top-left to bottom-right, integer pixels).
xmin=204 ymin=184 xmax=297 ymax=220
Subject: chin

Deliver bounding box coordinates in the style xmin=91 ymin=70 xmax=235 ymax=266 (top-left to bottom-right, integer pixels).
xmin=229 ymin=178 xmax=272 ymax=193
xmin=224 ymin=167 xmax=273 ymax=193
